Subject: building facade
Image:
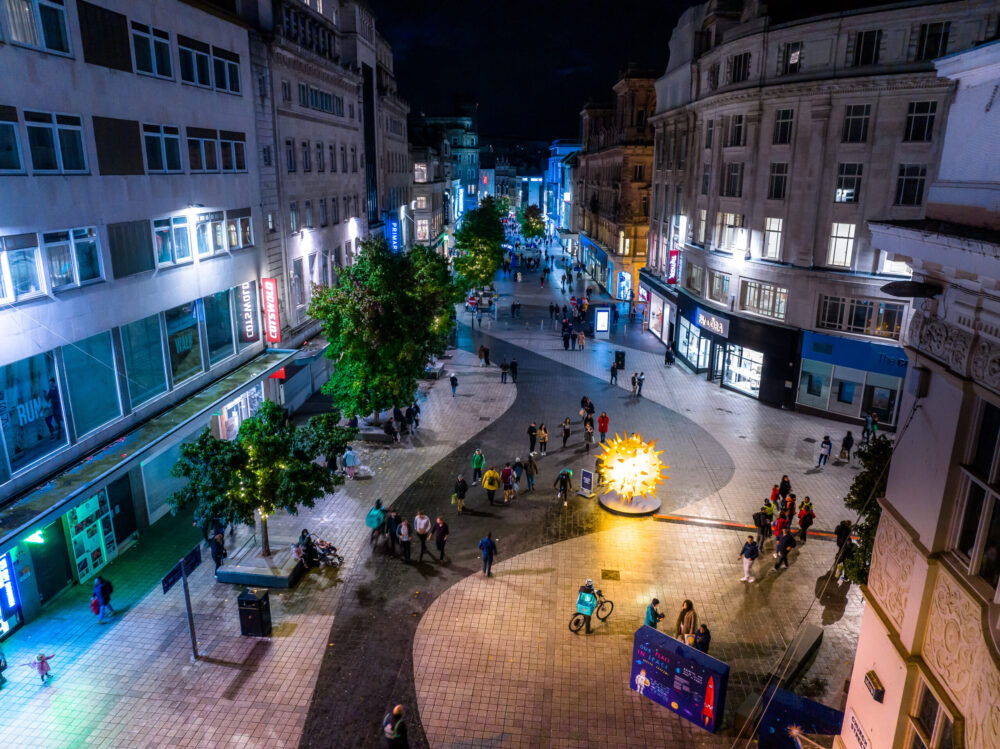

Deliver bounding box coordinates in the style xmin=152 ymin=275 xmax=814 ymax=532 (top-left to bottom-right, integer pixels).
xmin=643 ymin=0 xmax=996 ymax=414
xmin=838 ymin=39 xmax=1000 ymax=749
xmin=575 ymin=68 xmax=656 ymax=301
xmin=543 ymin=139 xmax=580 ymax=234
xmin=413 ymin=104 xmax=480 ymax=219
xmin=410 ymin=143 xmax=449 ymax=250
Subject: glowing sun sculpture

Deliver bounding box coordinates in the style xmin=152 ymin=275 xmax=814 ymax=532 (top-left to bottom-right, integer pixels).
xmin=599 ymin=433 xmax=668 ymax=504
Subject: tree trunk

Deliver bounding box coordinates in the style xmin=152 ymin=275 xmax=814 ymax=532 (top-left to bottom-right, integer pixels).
xmin=259 ymin=511 xmax=271 ymax=557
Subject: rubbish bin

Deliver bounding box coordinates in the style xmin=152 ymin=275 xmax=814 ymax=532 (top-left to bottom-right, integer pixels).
xmin=238 ymin=588 xmax=272 ymax=637
xmin=615 ymin=350 xmax=626 ymax=370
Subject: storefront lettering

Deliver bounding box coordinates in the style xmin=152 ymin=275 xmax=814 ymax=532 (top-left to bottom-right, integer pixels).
xmin=667 ymin=250 xmax=680 ymax=284
xmin=238 ymin=282 xmax=259 ymax=344
xmin=262 ymin=278 xmax=281 ymax=343
xmin=879 ymin=353 xmax=907 ymax=369
xmin=16 ymin=397 xmax=47 ymax=426
xmin=696 ymin=307 xmax=729 ymax=338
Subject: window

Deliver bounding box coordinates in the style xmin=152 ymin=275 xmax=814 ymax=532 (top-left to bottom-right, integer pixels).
xmin=828 ymin=223 xmax=856 ymax=267
xmin=842 ymin=104 xmax=871 ymax=143
xmin=304 ymin=200 xmax=313 ymax=228
xmin=773 ymin=109 xmax=794 ymax=145
xmin=25 ymin=111 xmax=86 ymax=173
xmin=285 ymin=138 xmax=295 ymax=172
xmin=414 ymin=162 xmax=428 ymax=182
xmin=187 ymin=131 xmax=218 ymax=173
xmin=895 ymin=164 xmax=927 ymax=206
xmin=143 ymin=124 xmax=182 ymax=173
xmin=289 ymin=202 xmax=298 ymax=233
xmin=763 ymin=217 xmax=783 ymax=260
xmin=715 ymin=212 xmax=744 ymax=251
xmin=0 ymin=234 xmax=43 ymax=300
xmin=415 ymin=195 xmax=428 ymax=209
xmin=729 ymin=52 xmax=751 ymax=83
xmin=708 ymin=63 xmax=719 ymax=91
xmin=261 ymin=145 xmax=272 ymax=167
xmin=298 ymin=82 xmax=308 ymax=107
xmin=316 ymin=142 xmax=324 ymax=172
xmin=330 ymin=195 xmax=340 ymax=224
xmin=3 ymin=0 xmax=70 ymax=53
xmin=43 ymin=227 xmax=101 ymax=288
xmin=632 ymin=164 xmax=645 ymax=181
xmin=329 ymin=143 xmax=336 ymax=172
xmin=120 ymin=314 xmax=167 ymax=407
xmin=266 ymin=213 xmax=275 ymax=232
xmin=816 ymin=294 xmax=905 ymax=339
xmin=351 ymin=146 xmax=357 ymax=172
xmin=641 ymin=195 xmax=649 ymax=218
xmin=916 ymin=22 xmax=950 ymax=62
xmin=217 ymin=135 xmax=245 ymax=173
xmin=178 ymin=36 xmax=212 ymax=87
xmin=740 ymin=279 xmax=788 ymax=320
xmin=0 ymin=352 xmax=66 ymax=472
xmin=697 ymin=209 xmax=707 ymax=244
xmin=768 ymin=163 xmax=788 ymax=201
xmin=203 ymin=290 xmax=234 ymax=365
xmin=195 ymin=213 xmax=225 ymax=257
xmin=226 ymin=209 xmax=252 ymax=250
xmin=164 ymin=301 xmax=202 ymax=384
xmin=416 ymin=219 xmax=430 ymax=241
xmin=852 ymin=29 xmax=882 ymax=66
xmin=212 ymin=48 xmax=241 ymax=94
xmin=782 ymin=41 xmax=802 ymax=74
xmin=319 ymin=198 xmax=328 ymax=226
xmin=708 ymin=271 xmax=730 ymax=302
xmin=131 ymin=22 xmax=171 ymax=78
xmin=677 ymin=129 xmax=687 ymax=168
xmin=721 ymin=162 xmax=743 ymax=197
xmin=332 ymin=95 xmax=344 ymax=116
xmin=62 ymin=331 xmax=121 ymax=436
xmin=301 ymin=140 xmax=311 ymax=171
xmin=340 ymin=144 xmax=347 ymax=172
xmin=152 ymin=216 xmax=192 ymax=265
xmin=835 ymin=163 xmax=864 ymax=203
xmin=0 ymin=116 xmax=22 ymax=173
xmin=685 ymin=263 xmax=704 ymax=294
xmin=904 ymin=101 xmax=937 ymax=142
xmin=907 ymin=681 xmax=955 ymax=749
xmin=705 ymin=120 xmax=714 ymax=149
xmin=701 ymin=163 xmax=710 ymax=195
xmin=343 ymin=196 xmax=349 ymax=220
xmin=727 ymin=115 xmax=744 ymax=147
xmin=292 ymin=258 xmax=306 ymax=306
xmin=281 ymin=80 xmax=291 ymax=102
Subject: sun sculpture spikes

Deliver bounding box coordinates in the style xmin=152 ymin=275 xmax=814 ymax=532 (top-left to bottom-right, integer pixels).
xmin=599 ymin=432 xmax=669 ymax=504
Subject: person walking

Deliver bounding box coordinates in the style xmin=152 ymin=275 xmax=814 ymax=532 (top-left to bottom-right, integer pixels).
xmin=500 ymin=462 xmax=514 ymax=504
xmin=778 ymin=475 xmax=791 ymax=501
xmin=414 ymin=511 xmax=431 ymax=561
xmin=382 ymin=704 xmax=409 ymax=748
xmin=561 ymin=418 xmax=571 ymax=448
xmin=562 ymin=332 xmax=571 ymax=350
xmin=798 ymin=497 xmax=816 ymax=541
xmin=433 ymin=517 xmax=449 ymax=561
xmin=384 ymin=510 xmax=401 ymax=555
xmin=773 ymin=510 xmax=790 ymax=543
xmin=834 ymin=519 xmax=853 ymax=576
xmin=773 ymin=528 xmax=797 ymax=571
xmin=840 ymin=431 xmax=854 ymax=462
xmin=471 ymin=449 xmax=485 ymax=484
xmin=752 ymin=506 xmax=770 ymax=549
xmin=453 ymin=474 xmax=469 ymax=513
xmin=27 ymin=653 xmax=56 ymax=685
xmin=584 ymin=423 xmax=595 ymax=453
xmin=483 ymin=346 xmax=491 ymax=367
xmin=527 ymin=422 xmax=538 ymax=454
xmin=210 ymin=532 xmax=227 ymax=573
xmin=645 ymin=598 xmax=665 ymax=630
xmin=610 ymin=362 xmax=618 ymax=384
xmin=342 ymin=446 xmax=360 ymax=479
xmin=449 ymin=372 xmax=459 ymax=397
xmin=570 ymin=329 xmax=577 ymax=351
xmin=577 ymin=330 xmax=586 ymax=351
xmin=675 ymin=600 xmax=697 ymax=644
xmin=818 ymin=435 xmax=832 ymax=467
xmin=509 ymin=358 xmax=518 ymax=383
xmin=524 ymin=454 xmax=538 ymax=492
xmin=366 ymin=499 xmax=386 ymax=546
xmin=500 ymin=359 xmax=509 ymax=383
xmin=664 ymin=343 xmax=675 ymax=366
xmin=478 ymin=532 xmax=498 ymax=576
xmin=396 ymin=518 xmax=412 ymax=562
xmin=482 ymin=466 xmax=501 ymax=505
xmin=637 ymin=372 xmax=645 ymax=397
xmin=630 ymin=373 xmax=638 ymax=397
xmin=93 ymin=575 xmax=115 ymax=623
xmin=477 ymin=346 xmax=485 ymax=367
xmin=537 ymin=423 xmax=549 ymax=455
xmin=738 ymin=535 xmax=760 ymax=583
xmin=597 ymin=411 xmax=609 ymax=443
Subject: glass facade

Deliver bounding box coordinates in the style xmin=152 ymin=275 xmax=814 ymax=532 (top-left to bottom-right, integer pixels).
xmin=203 ymin=290 xmax=235 ymax=365
xmin=121 ymin=314 xmax=167 ymax=407
xmin=62 ymin=331 xmax=121 ymax=436
xmin=678 ymin=316 xmax=710 ymax=370
xmin=723 ymin=344 xmax=763 ymax=397
xmin=649 ymin=294 xmax=664 ymax=338
xmin=0 ymin=352 xmax=65 ymax=473
xmin=165 ymin=301 xmax=202 ymax=384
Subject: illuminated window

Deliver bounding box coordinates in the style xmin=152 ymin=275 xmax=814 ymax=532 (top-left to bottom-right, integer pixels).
xmin=414 ymin=162 xmax=428 ymax=182
xmin=152 ymin=216 xmax=192 ymax=266
xmin=781 ymin=41 xmax=802 ymax=74
xmin=762 ymin=217 xmax=782 ymax=260
xmin=416 ymin=219 xmax=429 ymax=241
xmin=5 ymin=0 xmax=70 ymax=53
xmin=740 ymin=279 xmax=787 ymax=319
xmin=43 ymin=227 xmax=102 ymax=288
xmin=835 ymin=163 xmax=863 ymax=203
xmin=828 ymin=223 xmax=856 ymax=267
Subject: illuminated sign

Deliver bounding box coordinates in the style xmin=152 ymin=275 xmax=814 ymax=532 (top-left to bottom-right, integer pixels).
xmin=237 ymin=281 xmax=259 ymax=344
xmin=261 ymin=278 xmax=281 ymax=343
xmin=695 ymin=307 xmax=729 ymax=338
xmin=0 ymin=552 xmax=20 ymax=635
xmin=667 ymin=250 xmax=680 ymax=284
xmin=387 ymin=217 xmax=401 ymax=252
xmin=631 ymin=625 xmax=729 ymax=733
xmin=594 ymin=308 xmax=611 ymax=333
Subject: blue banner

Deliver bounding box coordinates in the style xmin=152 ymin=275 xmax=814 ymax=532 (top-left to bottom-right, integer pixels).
xmin=631 ymin=625 xmax=729 ymax=733
xmin=386 ymin=216 xmax=401 ymax=253
xmin=802 ymin=331 xmax=907 ymax=378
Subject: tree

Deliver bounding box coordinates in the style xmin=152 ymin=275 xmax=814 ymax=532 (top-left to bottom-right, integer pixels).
xmin=297 ymin=412 xmax=358 ymax=472
xmin=495 ymin=195 xmax=511 ymax=215
xmin=169 ymin=400 xmax=339 ymax=557
xmin=453 ymin=200 xmax=505 ymax=289
xmin=309 ymin=237 xmax=454 ymax=420
xmin=842 ymin=434 xmax=893 ymax=584
xmin=518 ymin=204 xmax=545 ymax=240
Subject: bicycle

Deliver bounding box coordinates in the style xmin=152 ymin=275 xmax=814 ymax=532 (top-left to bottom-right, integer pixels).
xmin=569 ymin=590 xmax=614 ymax=633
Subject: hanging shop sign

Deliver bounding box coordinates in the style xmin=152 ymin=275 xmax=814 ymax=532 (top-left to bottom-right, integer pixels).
xmin=696 ymin=307 xmax=729 ymax=338
xmin=667 ymin=250 xmax=680 ymax=285
xmin=237 ymin=281 xmax=259 ymax=344
xmin=261 ymin=278 xmax=281 ymax=343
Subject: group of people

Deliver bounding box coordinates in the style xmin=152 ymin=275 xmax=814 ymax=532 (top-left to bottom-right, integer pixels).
xmin=468 ymin=452 xmax=540 ymax=506
xmin=817 ymin=431 xmax=855 ymax=467
xmin=292 ymin=528 xmax=342 ymax=569
xmin=644 ymin=597 xmax=711 ymax=653
xmin=365 ymin=499 xmax=450 ymax=564
xmin=381 ymin=403 xmax=421 ymax=444
xmin=741 ymin=475 xmax=820 ymax=581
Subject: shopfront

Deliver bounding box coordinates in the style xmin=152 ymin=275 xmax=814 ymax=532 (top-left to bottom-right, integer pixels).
xmin=580 ymin=235 xmax=609 ymax=291
xmin=639 ymin=271 xmax=679 ymax=349
xmin=0 ymin=550 xmax=22 ymax=639
xmin=796 ymin=332 xmax=907 ymax=426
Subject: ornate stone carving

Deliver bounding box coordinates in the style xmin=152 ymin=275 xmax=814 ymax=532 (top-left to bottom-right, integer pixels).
xmin=916 ymin=316 xmax=974 ymax=377
xmin=970 ymin=338 xmax=1000 ymax=392
xmin=906 ymin=311 xmax=924 ymax=348
xmin=966 ymin=661 xmax=1000 ymax=749
xmin=868 ymin=513 xmax=915 ymax=629
xmin=923 ymin=573 xmax=980 ymax=704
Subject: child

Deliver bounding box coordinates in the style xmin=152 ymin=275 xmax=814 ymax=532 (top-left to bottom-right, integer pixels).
xmin=27 ymin=653 xmax=55 ymax=684
xmin=770 ymin=484 xmax=780 ymax=504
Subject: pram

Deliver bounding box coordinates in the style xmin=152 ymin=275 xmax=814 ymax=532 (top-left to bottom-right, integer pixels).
xmin=315 ymin=538 xmax=344 ymax=567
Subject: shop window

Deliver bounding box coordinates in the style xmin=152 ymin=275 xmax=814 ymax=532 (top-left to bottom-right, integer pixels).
xmin=203 ymin=289 xmax=235 ymax=365
xmin=723 ymin=344 xmax=762 ymax=397
xmin=837 ymin=381 xmax=856 ymax=404
xmin=416 ymin=219 xmax=429 ymax=241
xmin=120 ymin=314 xmax=167 ymax=407
xmin=0 ymin=351 xmax=66 ymax=472
xmin=164 ymin=301 xmax=202 ymax=384
xmin=4 ymin=0 xmax=70 ymax=54
xmin=1 ymin=233 xmax=44 ymax=301
xmin=797 ymin=359 xmax=833 ymax=410
xmin=25 ymin=111 xmax=86 ymax=173
xmin=42 ymin=227 xmax=102 ymax=289
xmin=62 ymin=331 xmax=120 ymax=436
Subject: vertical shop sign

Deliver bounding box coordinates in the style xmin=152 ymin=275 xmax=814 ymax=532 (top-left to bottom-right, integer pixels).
xmin=261 ymin=278 xmax=281 ymax=343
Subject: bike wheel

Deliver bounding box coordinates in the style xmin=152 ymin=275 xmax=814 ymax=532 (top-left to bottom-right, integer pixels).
xmin=569 ymin=613 xmax=586 ymax=633
xmin=596 ymin=600 xmax=614 ymax=621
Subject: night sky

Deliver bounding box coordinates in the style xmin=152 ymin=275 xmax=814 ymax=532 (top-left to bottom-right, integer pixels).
xmin=367 ymin=0 xmax=697 ymax=140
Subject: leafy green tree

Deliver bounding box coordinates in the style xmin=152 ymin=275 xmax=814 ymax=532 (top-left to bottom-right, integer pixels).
xmin=518 ymin=204 xmax=545 ymax=240
xmin=169 ymin=400 xmax=338 ymax=557
xmin=297 ymin=412 xmax=358 ymax=472
xmin=842 ymin=434 xmax=893 ymax=584
xmin=495 ymin=195 xmax=511 ymax=215
xmin=309 ymin=237 xmax=454 ymax=420
xmin=453 ymin=201 xmax=505 ymax=289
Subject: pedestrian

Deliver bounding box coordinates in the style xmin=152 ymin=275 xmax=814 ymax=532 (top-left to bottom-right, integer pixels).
xmin=694 ymin=624 xmax=712 ymax=654
xmin=477 ymin=346 xmax=485 ymax=367
xmin=778 ymin=475 xmax=791 ymax=500
xmin=524 ymin=454 xmax=538 ymax=491
xmin=738 ymin=535 xmax=759 ymax=583
xmin=500 ymin=358 xmax=509 ymax=383
xmin=527 ymin=422 xmax=538 ymax=454
xmin=637 ymin=372 xmax=645 ymax=397
xmin=835 ymin=519 xmax=853 ymax=574
xmin=664 ymin=343 xmax=675 ymax=366
xmin=584 ymin=423 xmax=594 ymax=453
xmin=645 ymin=598 xmax=665 ymax=629
xmin=562 ymin=332 xmax=570 ymax=350
xmin=471 ymin=448 xmax=485 ymax=484
xmin=484 ymin=346 xmax=491 ymax=366
xmin=482 ymin=465 xmax=501 ymax=505
xmin=630 ymin=373 xmax=638 ymax=397
xmin=510 ymin=358 xmax=518 ymax=383
xmin=407 ymin=402 xmax=420 ymax=433
xmin=93 ymin=575 xmax=115 ymax=623
xmin=537 ymin=423 xmax=549 ymax=455
xmin=798 ymin=497 xmax=815 ymax=541
xmin=383 ymin=418 xmax=400 ymax=443
xmin=773 ymin=528 xmax=797 ymax=570
xmin=414 ymin=510 xmax=431 ymax=561
xmin=500 ymin=462 xmax=514 ymax=503
xmin=382 ymin=704 xmax=409 ymax=748
xmin=433 ymin=517 xmax=449 ymax=561
xmin=610 ymin=362 xmax=618 ymax=384
xmin=773 ymin=510 xmax=790 ymax=541
xmin=840 ymin=431 xmax=854 ymax=462
xmin=752 ymin=506 xmax=769 ymax=548
xmin=577 ymin=330 xmax=585 ymax=350
xmin=449 ymin=372 xmax=458 ymax=397
xmin=597 ymin=411 xmax=609 ymax=443
xmin=784 ymin=492 xmax=797 ymax=518
xmin=770 ymin=483 xmax=780 ymax=505
xmin=476 ymin=308 xmax=484 ymax=329
xmin=385 ymin=510 xmax=400 ymax=554
xmin=453 ymin=474 xmax=468 ymax=512
xmin=210 ymin=532 xmax=227 ymax=573
xmin=762 ymin=497 xmax=775 ymax=538
xmin=27 ymin=653 xmax=56 ymax=685
xmin=561 ymin=418 xmax=571 ymax=448
xmin=818 ymin=435 xmax=832 ymax=467
xmin=479 ymin=531 xmax=498 ymax=576
xmin=570 ymin=330 xmax=577 ymax=350
xmin=366 ymin=499 xmax=386 ymax=546
xmin=342 ymin=445 xmax=360 ymax=479
xmin=396 ymin=518 xmax=412 ymax=562
xmin=675 ymin=600 xmax=697 ymax=644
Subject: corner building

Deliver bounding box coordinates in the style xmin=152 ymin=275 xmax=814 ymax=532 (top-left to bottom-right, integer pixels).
xmin=642 ymin=0 xmax=996 ymax=416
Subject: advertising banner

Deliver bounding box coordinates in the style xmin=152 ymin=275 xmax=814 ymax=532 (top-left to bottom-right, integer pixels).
xmin=666 ymin=250 xmax=680 ymax=284
xmin=261 ymin=278 xmax=281 ymax=344
xmin=236 ymin=281 xmax=259 ymax=344
xmin=631 ymin=625 xmax=729 ymax=733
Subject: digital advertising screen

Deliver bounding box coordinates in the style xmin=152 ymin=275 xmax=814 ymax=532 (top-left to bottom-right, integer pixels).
xmin=631 ymin=625 xmax=729 ymax=733
xmin=594 ymin=308 xmax=611 ymax=333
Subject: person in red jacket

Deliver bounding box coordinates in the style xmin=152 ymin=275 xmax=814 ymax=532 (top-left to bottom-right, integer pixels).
xmin=797 ymin=497 xmax=816 ymax=541
xmin=772 ymin=512 xmax=790 ymax=554
xmin=597 ymin=411 xmax=610 ymax=443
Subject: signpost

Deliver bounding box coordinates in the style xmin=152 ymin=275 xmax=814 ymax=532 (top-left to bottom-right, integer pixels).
xmin=578 ymin=469 xmax=595 ymax=498
xmin=162 ymin=544 xmax=203 ymax=661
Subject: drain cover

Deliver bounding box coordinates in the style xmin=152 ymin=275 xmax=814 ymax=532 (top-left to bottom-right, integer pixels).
xmin=601 ymin=569 xmax=620 ymax=580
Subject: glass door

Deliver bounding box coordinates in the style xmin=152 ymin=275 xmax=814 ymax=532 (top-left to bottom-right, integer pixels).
xmin=710 ymin=342 xmax=725 ymax=381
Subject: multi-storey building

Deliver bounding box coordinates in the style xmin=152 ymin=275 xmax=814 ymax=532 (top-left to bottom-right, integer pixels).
xmin=575 ymin=67 xmax=656 ymax=301
xmin=838 ymin=38 xmax=1000 ymax=749
xmin=642 ymin=0 xmax=996 ymax=416
xmin=543 ymin=139 xmax=580 ymax=234
xmin=0 ymin=0 xmax=294 ymax=634
xmin=409 ymin=143 xmax=449 ymax=250
xmin=412 ymin=102 xmax=480 ymax=219
xmin=373 ymin=33 xmax=411 ymax=252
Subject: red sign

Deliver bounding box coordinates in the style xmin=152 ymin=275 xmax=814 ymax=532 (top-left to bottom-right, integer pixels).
xmin=666 ymin=250 xmax=680 ymax=285
xmin=261 ymin=278 xmax=281 ymax=343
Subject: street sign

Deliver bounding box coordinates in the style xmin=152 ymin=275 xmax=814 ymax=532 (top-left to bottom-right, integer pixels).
xmin=161 ymin=544 xmax=202 ymax=594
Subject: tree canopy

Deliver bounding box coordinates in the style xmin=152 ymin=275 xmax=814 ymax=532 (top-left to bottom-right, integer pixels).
xmin=842 ymin=434 xmax=892 ymax=584
xmin=453 ymin=197 xmax=505 ymax=289
xmin=309 ymin=236 xmax=457 ymax=418
xmin=518 ymin=204 xmax=545 ymax=240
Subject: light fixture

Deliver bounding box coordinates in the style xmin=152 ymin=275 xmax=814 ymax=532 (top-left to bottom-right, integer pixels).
xmin=599 ymin=433 xmax=668 ymax=505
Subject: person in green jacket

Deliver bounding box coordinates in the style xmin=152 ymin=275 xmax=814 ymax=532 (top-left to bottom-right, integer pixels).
xmin=471 ymin=449 xmax=485 ymax=485
xmin=645 ymin=598 xmax=665 ymax=629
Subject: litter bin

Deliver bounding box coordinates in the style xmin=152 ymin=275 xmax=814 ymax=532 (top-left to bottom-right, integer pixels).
xmin=615 ymin=350 xmax=626 ymax=370
xmin=238 ymin=588 xmax=272 ymax=637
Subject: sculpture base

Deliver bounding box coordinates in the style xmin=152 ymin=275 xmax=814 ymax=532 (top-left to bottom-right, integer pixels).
xmin=598 ymin=492 xmax=661 ymax=517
